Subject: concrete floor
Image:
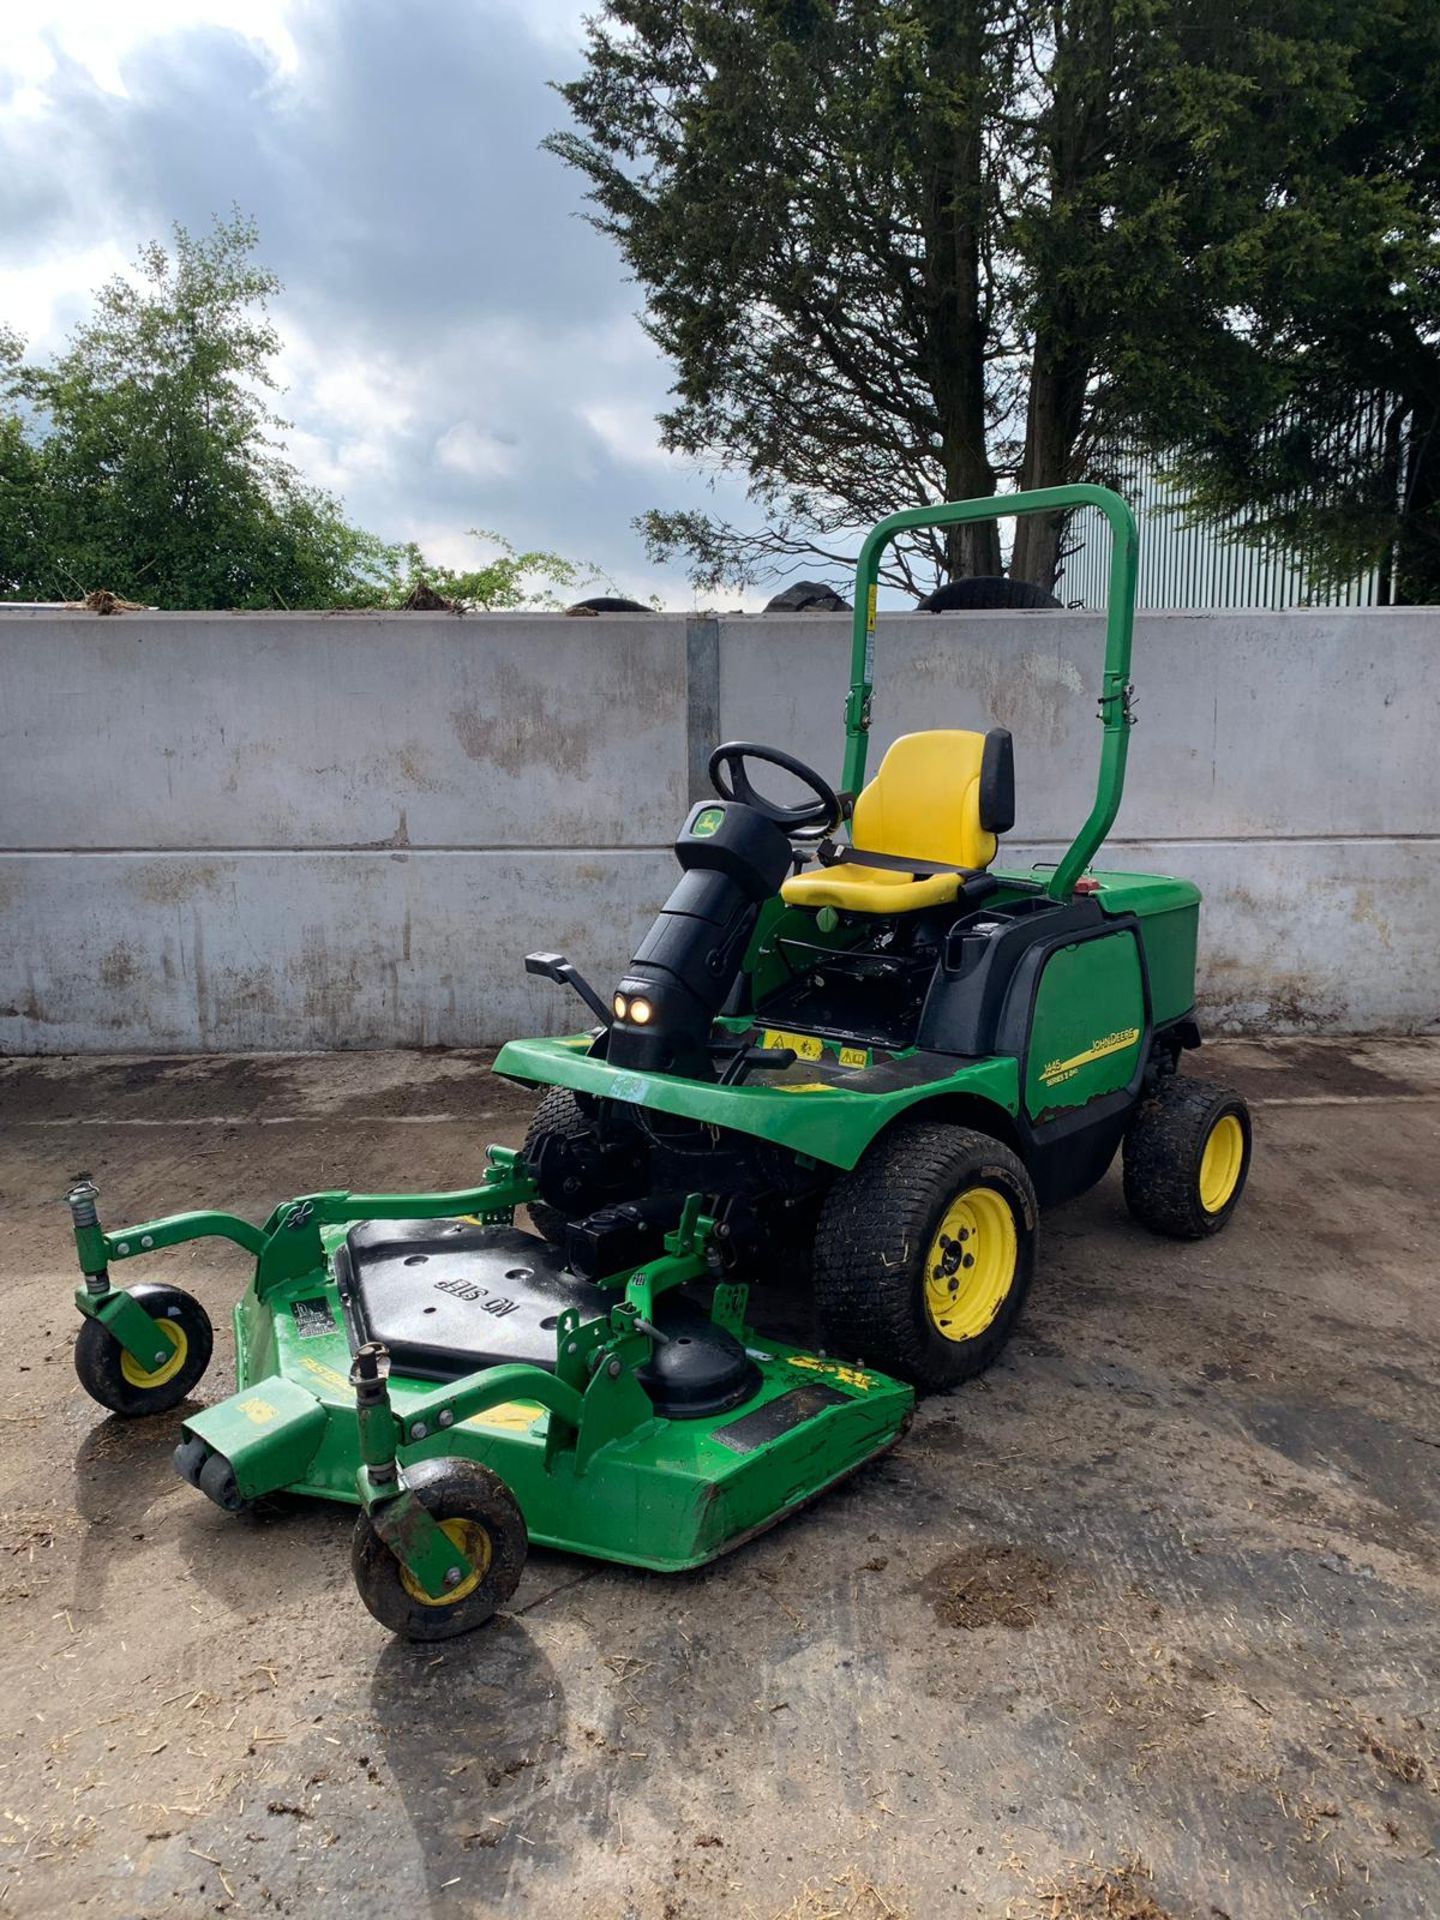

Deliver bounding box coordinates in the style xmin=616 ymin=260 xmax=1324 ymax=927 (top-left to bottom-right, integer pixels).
xmin=1 ymin=1038 xmax=1437 ymax=1920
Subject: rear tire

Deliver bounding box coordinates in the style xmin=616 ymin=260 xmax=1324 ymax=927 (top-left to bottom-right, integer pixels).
xmin=1123 ymin=1077 xmax=1251 ymax=1239
xmin=521 ymin=1086 xmax=590 ymax=1244
xmin=812 ymin=1122 xmax=1037 ymax=1392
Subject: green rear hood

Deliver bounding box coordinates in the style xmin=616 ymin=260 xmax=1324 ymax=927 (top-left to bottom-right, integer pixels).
xmin=494 ymin=1035 xmax=1019 ymax=1172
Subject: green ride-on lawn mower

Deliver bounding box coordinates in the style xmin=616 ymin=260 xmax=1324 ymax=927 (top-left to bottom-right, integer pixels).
xmin=65 ymin=484 xmax=1252 ymax=1641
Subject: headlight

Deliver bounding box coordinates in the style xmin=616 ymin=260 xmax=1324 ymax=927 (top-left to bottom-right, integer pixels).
xmin=612 ymin=993 xmax=629 ymax=1019
xmin=629 ymin=997 xmax=653 ymax=1025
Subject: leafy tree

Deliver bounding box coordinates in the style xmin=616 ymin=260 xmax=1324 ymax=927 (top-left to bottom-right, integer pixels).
xmin=1103 ymin=0 xmax=1440 ymax=604
xmin=549 ymin=0 xmax=1188 ymax=593
xmin=0 ymin=214 xmax=594 ymax=611
xmin=549 ymin=2 xmax=1022 ymax=593
xmin=549 ymin=0 xmax=1412 ymax=599
xmin=0 ymin=326 xmax=46 ymax=594
xmin=2 ymin=214 xmax=359 ymax=605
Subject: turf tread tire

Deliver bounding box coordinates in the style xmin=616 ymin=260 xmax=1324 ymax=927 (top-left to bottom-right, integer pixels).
xmin=1122 ymin=1076 xmax=1251 ymax=1239
xmin=521 ymin=1086 xmax=590 ymax=1244
xmin=812 ymin=1121 xmax=1037 ymax=1393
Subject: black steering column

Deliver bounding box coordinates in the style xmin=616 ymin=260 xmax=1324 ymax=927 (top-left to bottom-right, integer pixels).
xmin=603 ymin=744 xmax=842 ymax=1080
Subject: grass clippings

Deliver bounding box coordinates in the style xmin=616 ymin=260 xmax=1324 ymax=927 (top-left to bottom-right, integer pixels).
xmin=769 ymin=1866 xmax=907 ymax=1918
xmin=1356 ymin=1721 xmax=1433 ymax=1789
xmin=1032 ymin=1857 xmax=1176 ymax=1919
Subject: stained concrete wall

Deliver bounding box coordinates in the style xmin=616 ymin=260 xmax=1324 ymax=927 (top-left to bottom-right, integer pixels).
xmin=2 ymin=606 xmax=1436 ymax=1050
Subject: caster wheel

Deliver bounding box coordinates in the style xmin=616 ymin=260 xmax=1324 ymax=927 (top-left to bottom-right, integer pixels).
xmin=74 ymin=1283 xmax=213 ymax=1416
xmin=352 ymin=1458 xmax=528 ymax=1642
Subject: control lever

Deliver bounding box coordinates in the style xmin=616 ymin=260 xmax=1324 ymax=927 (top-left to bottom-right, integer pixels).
xmin=524 ymin=952 xmax=613 ymax=1027
xmin=718 ymin=1043 xmax=798 ymax=1087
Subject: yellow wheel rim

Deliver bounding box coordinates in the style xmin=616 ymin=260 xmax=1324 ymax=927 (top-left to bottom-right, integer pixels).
xmin=923 ymin=1186 xmax=1018 ymax=1344
xmin=1199 ymin=1113 xmax=1245 ymax=1213
xmin=399 ymin=1517 xmax=493 ymax=1608
xmin=120 ymin=1317 xmax=189 ymax=1389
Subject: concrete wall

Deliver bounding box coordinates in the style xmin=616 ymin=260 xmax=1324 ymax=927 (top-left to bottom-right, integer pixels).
xmin=2 ymin=605 xmax=1436 ymax=1050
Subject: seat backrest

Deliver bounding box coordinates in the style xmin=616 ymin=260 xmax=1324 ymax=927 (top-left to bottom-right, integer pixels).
xmin=852 ymin=728 xmax=1014 ymax=873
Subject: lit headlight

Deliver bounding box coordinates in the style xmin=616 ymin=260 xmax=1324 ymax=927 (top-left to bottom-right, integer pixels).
xmin=613 ymin=993 xmax=629 ymax=1020
xmin=629 ymin=997 xmax=653 ymax=1025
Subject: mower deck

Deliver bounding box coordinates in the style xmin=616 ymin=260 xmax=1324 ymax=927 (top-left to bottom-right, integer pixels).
xmin=180 ymin=1221 xmax=912 ymax=1573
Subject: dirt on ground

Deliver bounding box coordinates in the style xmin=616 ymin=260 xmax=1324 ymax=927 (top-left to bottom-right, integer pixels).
xmin=921 ymin=1545 xmax=1060 ymax=1632
xmin=0 ymin=1036 xmax=1437 ymax=1919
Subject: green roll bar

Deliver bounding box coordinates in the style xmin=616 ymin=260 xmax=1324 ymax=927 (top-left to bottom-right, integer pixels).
xmin=843 ymin=484 xmax=1139 ymax=903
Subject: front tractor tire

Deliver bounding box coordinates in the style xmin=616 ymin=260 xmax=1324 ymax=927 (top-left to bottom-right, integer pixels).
xmin=521 ymin=1085 xmax=591 ymax=1244
xmin=1123 ymin=1076 xmax=1252 ymax=1239
xmin=73 ymin=1282 xmax=214 ymax=1417
xmin=351 ymin=1458 xmax=529 ymax=1642
xmin=813 ymin=1122 xmax=1037 ymax=1393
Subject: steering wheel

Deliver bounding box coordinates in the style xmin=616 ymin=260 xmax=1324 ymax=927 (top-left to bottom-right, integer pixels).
xmin=708 ymin=741 xmax=843 ymax=835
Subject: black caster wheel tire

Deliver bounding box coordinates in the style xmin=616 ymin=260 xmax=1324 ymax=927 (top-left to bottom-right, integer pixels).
xmin=521 ymin=1086 xmax=591 ymax=1244
xmin=351 ymin=1458 xmax=529 ymax=1642
xmin=1123 ymin=1077 xmax=1252 ymax=1239
xmin=813 ymin=1122 xmax=1038 ymax=1393
xmin=73 ymin=1283 xmax=214 ymax=1417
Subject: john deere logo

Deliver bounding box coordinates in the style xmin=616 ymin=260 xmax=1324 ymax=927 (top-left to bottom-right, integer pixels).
xmin=692 ymin=806 xmax=725 ymax=837
xmin=1039 ymin=1027 xmax=1140 ymax=1088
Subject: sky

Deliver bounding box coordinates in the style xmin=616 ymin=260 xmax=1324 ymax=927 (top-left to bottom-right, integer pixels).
xmin=0 ymin=0 xmax=763 ymax=603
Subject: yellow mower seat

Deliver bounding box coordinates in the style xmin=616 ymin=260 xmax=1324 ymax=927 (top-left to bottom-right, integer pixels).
xmin=781 ymin=728 xmax=1010 ymax=915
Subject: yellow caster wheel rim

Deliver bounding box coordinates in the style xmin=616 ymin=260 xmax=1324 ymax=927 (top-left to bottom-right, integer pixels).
xmin=120 ymin=1317 xmax=189 ymax=1389
xmin=400 ymin=1517 xmax=494 ymax=1608
xmin=924 ymin=1185 xmax=1018 ymax=1343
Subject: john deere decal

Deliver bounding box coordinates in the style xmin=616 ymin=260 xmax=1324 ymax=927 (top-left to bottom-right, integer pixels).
xmin=1038 ymin=1027 xmax=1140 ymax=1089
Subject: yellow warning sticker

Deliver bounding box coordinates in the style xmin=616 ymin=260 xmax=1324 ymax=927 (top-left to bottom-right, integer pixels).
xmin=238 ymin=1396 xmax=278 ymax=1425
xmin=837 ymin=1046 xmax=870 ymax=1069
xmin=763 ymin=1028 xmax=824 ymax=1061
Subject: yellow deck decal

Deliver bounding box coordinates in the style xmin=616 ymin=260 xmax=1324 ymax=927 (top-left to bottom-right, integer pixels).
xmin=787 ymin=1353 xmax=875 ymax=1392
xmin=238 ymin=1396 xmax=278 ymax=1424
xmin=297 ymin=1354 xmax=351 ymax=1393
xmin=1039 ymin=1027 xmax=1140 ymax=1088
xmin=763 ymin=1028 xmax=824 ymax=1061
xmin=464 ymin=1401 xmax=543 ymax=1433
